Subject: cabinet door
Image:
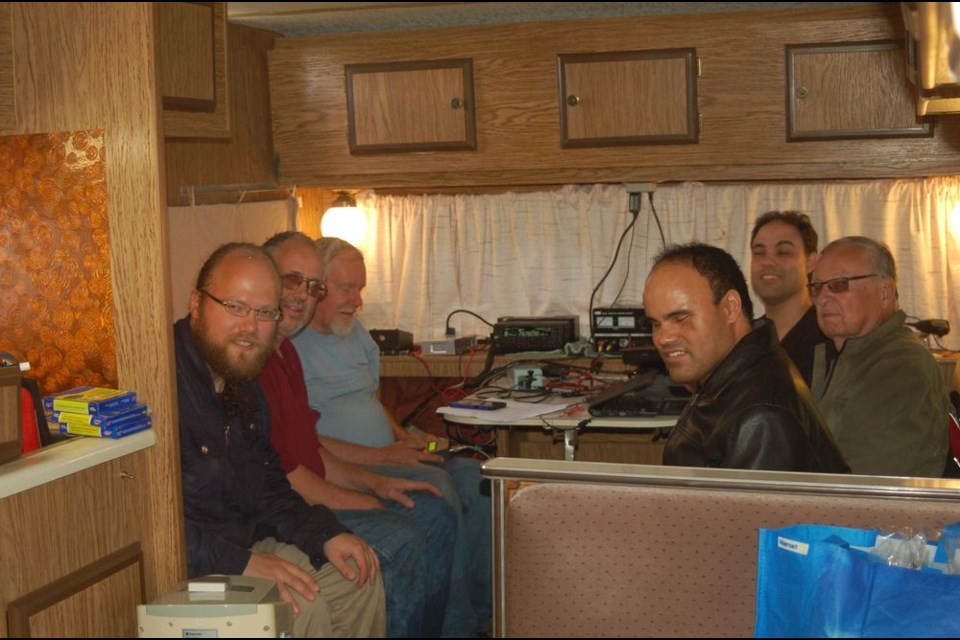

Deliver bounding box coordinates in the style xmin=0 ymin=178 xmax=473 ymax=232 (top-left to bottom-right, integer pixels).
xmin=558 ymin=49 xmax=698 ymax=148
xmin=158 ymin=1 xmax=216 ymax=111
xmin=786 ymin=40 xmax=931 ymax=140
xmin=159 ymin=2 xmax=230 ymax=138
xmin=345 ymin=59 xmax=476 ymax=153
xmin=0 ymin=459 xmax=144 ymax=637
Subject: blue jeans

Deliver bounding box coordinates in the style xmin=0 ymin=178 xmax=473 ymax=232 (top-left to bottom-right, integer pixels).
xmin=335 ymin=492 xmax=456 ymax=638
xmin=371 ymin=456 xmax=492 ymax=637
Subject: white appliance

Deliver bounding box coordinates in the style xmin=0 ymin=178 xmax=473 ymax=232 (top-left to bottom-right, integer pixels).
xmin=137 ymin=575 xmax=292 ymax=638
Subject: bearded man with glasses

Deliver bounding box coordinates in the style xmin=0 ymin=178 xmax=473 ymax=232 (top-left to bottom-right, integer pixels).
xmin=175 ymin=242 xmax=387 ymax=637
xmin=810 ymin=236 xmax=949 ymax=477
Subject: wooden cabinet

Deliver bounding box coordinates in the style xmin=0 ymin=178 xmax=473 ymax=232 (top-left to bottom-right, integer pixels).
xmin=786 ymin=40 xmax=931 ymax=140
xmin=268 ymin=4 xmax=960 ymax=188
xmin=345 ymin=59 xmax=476 ymax=153
xmin=558 ymin=49 xmax=698 ymax=147
xmin=159 ymin=2 xmax=230 ymax=138
xmin=0 ymin=457 xmax=146 ymax=636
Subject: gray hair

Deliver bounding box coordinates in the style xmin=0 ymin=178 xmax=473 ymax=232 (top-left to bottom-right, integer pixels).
xmin=822 ymin=236 xmax=897 ymax=283
xmin=316 ymin=237 xmax=363 ymax=279
xmin=262 ymin=230 xmax=317 ymax=257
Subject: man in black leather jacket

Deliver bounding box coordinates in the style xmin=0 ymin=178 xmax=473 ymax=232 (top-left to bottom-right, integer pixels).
xmin=642 ymin=242 xmax=848 ymax=472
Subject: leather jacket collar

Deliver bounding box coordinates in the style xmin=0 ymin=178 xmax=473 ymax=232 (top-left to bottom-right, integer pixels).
xmin=698 ymin=319 xmax=778 ymax=401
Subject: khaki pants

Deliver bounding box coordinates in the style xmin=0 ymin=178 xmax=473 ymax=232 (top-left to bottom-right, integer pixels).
xmin=251 ymin=538 xmax=386 ymax=637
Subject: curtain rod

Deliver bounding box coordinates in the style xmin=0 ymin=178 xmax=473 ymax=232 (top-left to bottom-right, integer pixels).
xmin=180 ymin=182 xmax=298 ymax=205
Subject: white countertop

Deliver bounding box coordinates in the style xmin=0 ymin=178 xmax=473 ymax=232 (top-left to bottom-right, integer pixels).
xmin=0 ymin=429 xmax=156 ymax=499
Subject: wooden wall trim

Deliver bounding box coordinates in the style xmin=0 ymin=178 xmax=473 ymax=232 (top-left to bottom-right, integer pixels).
xmin=6 ymin=543 xmax=144 ymax=637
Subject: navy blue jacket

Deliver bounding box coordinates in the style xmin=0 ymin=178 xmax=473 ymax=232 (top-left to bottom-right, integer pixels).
xmin=175 ymin=318 xmax=348 ymax=577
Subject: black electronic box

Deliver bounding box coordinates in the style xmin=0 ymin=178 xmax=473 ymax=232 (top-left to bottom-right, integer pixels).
xmin=492 ymin=315 xmax=579 ymax=354
xmin=592 ymin=307 xmax=653 ymax=354
xmin=369 ymin=329 xmax=414 ymax=355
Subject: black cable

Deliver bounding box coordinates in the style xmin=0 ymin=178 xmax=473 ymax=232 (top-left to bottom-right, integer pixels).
xmin=611 ymin=222 xmax=638 ymax=305
xmin=463 ymin=341 xmax=500 ymax=389
xmin=588 ymin=197 xmax=642 ymax=345
xmin=648 ymin=191 xmax=666 ymax=248
xmin=445 ymin=308 xmax=495 ymax=335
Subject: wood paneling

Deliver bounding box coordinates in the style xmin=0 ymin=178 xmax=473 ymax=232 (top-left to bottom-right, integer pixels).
xmin=162 ymin=1 xmax=229 ymax=138
xmin=165 ymin=24 xmax=278 ymax=205
xmin=269 ymin=4 xmax=960 ymax=188
xmin=7 ymin=544 xmax=143 ymax=638
xmin=158 ymin=2 xmax=216 ymax=110
xmin=0 ymin=2 xmax=14 ymax=131
xmin=8 ymin=0 xmax=185 ymax=624
xmin=494 ymin=426 xmax=666 ymax=464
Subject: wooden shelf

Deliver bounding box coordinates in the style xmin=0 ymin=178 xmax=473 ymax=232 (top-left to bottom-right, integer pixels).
xmin=380 ymin=353 xmax=633 ymax=378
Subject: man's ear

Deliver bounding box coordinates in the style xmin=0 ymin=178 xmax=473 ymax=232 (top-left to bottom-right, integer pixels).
xmin=721 ymin=289 xmax=742 ymax=323
xmin=189 ymin=288 xmax=202 ymax=320
xmin=805 ymin=251 xmax=819 ymax=276
xmin=879 ymin=277 xmax=897 ymax=308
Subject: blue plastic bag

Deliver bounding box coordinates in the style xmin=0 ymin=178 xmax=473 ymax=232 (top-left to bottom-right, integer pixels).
xmin=755 ymin=523 xmax=960 ymax=638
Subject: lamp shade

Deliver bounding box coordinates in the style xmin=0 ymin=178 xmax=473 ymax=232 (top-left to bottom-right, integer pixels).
xmin=320 ymin=191 xmax=367 ymax=246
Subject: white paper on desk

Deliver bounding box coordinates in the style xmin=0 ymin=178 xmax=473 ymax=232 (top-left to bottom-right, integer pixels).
xmin=437 ymin=398 xmax=576 ymax=423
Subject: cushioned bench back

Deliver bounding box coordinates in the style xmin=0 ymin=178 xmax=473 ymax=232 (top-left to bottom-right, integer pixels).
xmin=484 ymin=460 xmax=960 ymax=637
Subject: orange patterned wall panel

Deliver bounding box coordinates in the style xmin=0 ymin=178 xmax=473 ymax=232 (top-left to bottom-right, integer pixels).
xmin=0 ymin=130 xmax=116 ymax=396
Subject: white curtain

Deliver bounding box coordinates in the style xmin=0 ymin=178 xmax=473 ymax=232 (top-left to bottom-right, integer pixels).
xmin=358 ymin=178 xmax=960 ymax=350
xmin=167 ymin=200 xmax=295 ymax=321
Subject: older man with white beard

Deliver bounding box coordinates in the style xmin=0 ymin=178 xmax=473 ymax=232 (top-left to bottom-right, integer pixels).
xmin=292 ymin=237 xmax=493 ymax=638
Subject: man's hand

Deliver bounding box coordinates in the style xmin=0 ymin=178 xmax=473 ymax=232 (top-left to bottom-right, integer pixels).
xmin=381 ymin=439 xmax=444 ymax=465
xmin=243 ymin=552 xmax=319 ymax=615
xmin=369 ymin=474 xmax=443 ymax=508
xmin=398 ymin=430 xmax=434 ymax=450
xmin=323 ymin=533 xmax=381 ymax=587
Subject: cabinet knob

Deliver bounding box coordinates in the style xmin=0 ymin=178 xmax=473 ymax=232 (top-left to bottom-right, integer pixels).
xmin=567 ymin=94 xmax=580 ymax=107
xmin=120 ymin=470 xmax=135 ymax=480
xmin=795 ymin=86 xmax=808 ymax=99
xmin=450 ymin=97 xmax=463 ymax=109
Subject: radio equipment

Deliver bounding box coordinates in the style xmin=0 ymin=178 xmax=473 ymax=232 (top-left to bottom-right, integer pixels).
xmin=492 ymin=315 xmax=579 ymax=354
xmin=369 ymin=329 xmax=413 ymax=354
xmin=592 ymin=307 xmax=653 ymax=354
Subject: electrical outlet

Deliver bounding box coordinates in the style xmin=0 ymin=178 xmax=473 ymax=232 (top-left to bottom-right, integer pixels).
xmin=624 ymin=182 xmax=657 ymax=194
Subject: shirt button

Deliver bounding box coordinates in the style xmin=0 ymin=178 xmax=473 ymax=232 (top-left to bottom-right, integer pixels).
xmin=200 ymin=445 xmax=209 ymax=455
xmin=248 ymin=423 xmax=256 ymax=431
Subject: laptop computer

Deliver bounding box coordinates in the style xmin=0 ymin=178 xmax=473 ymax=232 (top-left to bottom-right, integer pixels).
xmin=587 ymin=370 xmax=692 ymax=418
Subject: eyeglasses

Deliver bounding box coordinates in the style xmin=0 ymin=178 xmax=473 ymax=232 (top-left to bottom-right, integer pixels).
xmin=200 ymin=289 xmax=282 ymax=322
xmin=280 ymin=272 xmax=326 ymax=298
xmin=807 ymin=274 xmax=878 ymax=297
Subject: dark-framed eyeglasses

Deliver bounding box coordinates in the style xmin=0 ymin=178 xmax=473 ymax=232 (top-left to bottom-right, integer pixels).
xmin=280 ymin=272 xmax=326 ymax=298
xmin=199 ymin=289 xmax=282 ymax=322
xmin=807 ymin=274 xmax=878 ymax=297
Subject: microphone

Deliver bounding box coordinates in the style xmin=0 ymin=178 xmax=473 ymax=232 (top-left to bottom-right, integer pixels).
xmin=907 ymin=318 xmax=951 ymax=337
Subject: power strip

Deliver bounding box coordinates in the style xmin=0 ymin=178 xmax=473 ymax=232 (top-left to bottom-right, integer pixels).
xmin=624 ymin=182 xmax=657 ymax=194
